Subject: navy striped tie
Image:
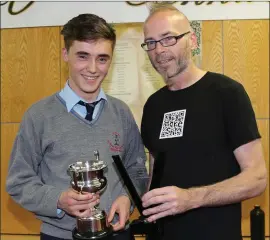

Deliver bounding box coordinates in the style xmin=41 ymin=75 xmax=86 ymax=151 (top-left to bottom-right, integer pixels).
xmin=77 ymin=99 xmax=101 ymax=121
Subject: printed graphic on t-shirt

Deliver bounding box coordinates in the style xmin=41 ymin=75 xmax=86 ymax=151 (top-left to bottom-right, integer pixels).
xmin=159 ymin=109 xmax=186 ymax=139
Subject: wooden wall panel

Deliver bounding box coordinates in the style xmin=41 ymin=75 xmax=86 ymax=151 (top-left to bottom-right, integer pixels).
xmin=223 ymin=20 xmax=269 ymax=118
xmin=1 ymin=124 xmax=41 ymax=234
xmin=0 ymin=235 xmax=146 ymax=240
xmin=1 ymin=27 xmax=61 ymax=123
xmin=60 ymin=27 xmax=69 ymax=89
xmin=0 ymin=236 xmax=39 ymax=240
xmin=241 ymin=120 xmax=269 ymax=236
xmin=201 ymin=21 xmax=223 ymax=74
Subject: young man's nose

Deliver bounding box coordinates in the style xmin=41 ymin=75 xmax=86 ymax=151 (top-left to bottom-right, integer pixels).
xmin=87 ymin=60 xmax=97 ymax=73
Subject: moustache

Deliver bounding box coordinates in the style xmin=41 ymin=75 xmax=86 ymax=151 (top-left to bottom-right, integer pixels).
xmin=155 ymin=53 xmax=174 ymax=63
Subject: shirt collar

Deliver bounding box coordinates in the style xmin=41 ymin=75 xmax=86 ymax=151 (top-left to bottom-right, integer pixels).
xmin=60 ymin=80 xmax=107 ymax=112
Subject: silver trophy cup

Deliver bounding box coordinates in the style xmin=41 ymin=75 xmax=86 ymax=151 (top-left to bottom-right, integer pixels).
xmin=67 ymin=151 xmax=113 ymax=240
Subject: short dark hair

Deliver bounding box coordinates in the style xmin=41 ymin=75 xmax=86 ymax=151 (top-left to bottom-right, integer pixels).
xmin=61 ymin=13 xmax=116 ymax=51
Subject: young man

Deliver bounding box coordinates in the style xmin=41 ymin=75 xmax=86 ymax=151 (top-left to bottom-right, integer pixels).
xmin=140 ymin=5 xmax=267 ymax=240
xmin=6 ymin=14 xmax=148 ymax=240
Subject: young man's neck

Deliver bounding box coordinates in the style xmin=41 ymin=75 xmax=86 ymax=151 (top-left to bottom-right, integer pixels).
xmin=167 ymin=63 xmax=206 ymax=91
xmin=68 ymin=80 xmax=99 ymax=103
xmin=82 ymin=93 xmax=99 ymax=103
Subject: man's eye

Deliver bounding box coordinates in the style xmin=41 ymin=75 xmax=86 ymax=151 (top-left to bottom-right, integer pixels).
xmin=163 ymin=36 xmax=174 ymax=42
xmin=146 ymin=41 xmax=156 ymax=47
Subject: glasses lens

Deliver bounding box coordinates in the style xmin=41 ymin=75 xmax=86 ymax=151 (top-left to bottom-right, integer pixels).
xmin=146 ymin=41 xmax=156 ymax=50
xmin=161 ymin=37 xmax=177 ymax=47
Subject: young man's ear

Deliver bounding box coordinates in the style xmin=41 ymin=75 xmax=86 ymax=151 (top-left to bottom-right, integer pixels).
xmin=62 ymin=48 xmax=69 ymax=62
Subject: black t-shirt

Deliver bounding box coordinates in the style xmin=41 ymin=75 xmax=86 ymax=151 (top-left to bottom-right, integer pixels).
xmin=141 ymin=72 xmax=260 ymax=240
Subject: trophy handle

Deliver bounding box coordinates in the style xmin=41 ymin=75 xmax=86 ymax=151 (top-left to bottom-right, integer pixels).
xmin=94 ymin=150 xmax=100 ymax=161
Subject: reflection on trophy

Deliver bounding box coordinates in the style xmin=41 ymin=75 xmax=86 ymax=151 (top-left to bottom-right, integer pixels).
xmin=68 ymin=150 xmax=113 ymax=240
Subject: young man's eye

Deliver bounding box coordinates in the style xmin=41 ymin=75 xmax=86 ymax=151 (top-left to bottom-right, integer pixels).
xmin=78 ymin=55 xmax=87 ymax=59
xmin=99 ymin=57 xmax=108 ymax=63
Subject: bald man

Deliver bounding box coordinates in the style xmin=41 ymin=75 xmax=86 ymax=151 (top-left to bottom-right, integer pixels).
xmin=140 ymin=5 xmax=267 ymax=240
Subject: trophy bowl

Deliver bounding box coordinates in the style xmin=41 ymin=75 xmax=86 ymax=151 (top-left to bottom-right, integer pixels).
xmin=68 ymin=160 xmax=107 ymax=193
xmin=67 ymin=151 xmax=113 ymax=240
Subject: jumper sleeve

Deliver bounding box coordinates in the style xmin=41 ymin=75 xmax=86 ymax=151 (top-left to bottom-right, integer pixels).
xmin=6 ymin=111 xmax=63 ymax=218
xmin=121 ymin=107 xmax=149 ymax=197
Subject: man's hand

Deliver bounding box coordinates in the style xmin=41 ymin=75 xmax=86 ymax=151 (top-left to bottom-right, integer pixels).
xmin=57 ymin=188 xmax=100 ymax=218
xmin=107 ymin=195 xmax=131 ymax=231
xmin=142 ymin=186 xmax=193 ymax=222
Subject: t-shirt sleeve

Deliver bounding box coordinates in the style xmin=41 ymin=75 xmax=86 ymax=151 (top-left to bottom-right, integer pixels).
xmin=221 ymin=82 xmax=261 ymax=150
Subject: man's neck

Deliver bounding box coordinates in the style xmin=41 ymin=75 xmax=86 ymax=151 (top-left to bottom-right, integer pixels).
xmin=167 ymin=64 xmax=206 ymax=91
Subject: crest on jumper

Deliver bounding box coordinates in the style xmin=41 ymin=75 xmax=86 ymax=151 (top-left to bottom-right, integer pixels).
xmin=108 ymin=132 xmax=124 ymax=152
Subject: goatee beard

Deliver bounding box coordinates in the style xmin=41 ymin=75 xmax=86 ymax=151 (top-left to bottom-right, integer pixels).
xmin=164 ymin=60 xmax=188 ymax=80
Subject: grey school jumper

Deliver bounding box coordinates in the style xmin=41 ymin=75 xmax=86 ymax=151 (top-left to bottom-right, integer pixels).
xmin=6 ymin=93 xmax=149 ymax=239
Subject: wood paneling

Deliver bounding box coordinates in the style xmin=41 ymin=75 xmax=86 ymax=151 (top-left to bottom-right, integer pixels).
xmin=201 ymin=21 xmax=223 ymax=74
xmin=1 ymin=27 xmax=61 ymax=123
xmin=1 ymin=124 xmax=41 ymax=234
xmin=130 ymin=207 xmax=141 ymax=221
xmin=0 ymin=236 xmax=40 ymax=240
xmin=0 ymin=235 xmax=146 ymax=240
xmin=223 ymin=20 xmax=269 ymax=118
xmin=241 ymin=120 xmax=269 ymax=236
xmin=60 ymin=27 xmax=69 ymax=89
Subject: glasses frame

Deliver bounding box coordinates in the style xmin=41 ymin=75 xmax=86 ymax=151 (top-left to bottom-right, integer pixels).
xmin=141 ymin=31 xmax=191 ymax=51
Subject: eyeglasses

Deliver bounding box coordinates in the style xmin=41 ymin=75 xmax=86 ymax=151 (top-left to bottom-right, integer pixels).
xmin=141 ymin=31 xmax=190 ymax=51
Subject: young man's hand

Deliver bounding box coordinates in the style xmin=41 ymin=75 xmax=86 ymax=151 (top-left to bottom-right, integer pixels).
xmin=58 ymin=188 xmax=100 ymax=217
xmin=107 ymin=195 xmax=131 ymax=231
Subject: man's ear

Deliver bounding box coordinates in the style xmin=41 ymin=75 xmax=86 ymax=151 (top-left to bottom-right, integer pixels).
xmin=190 ymin=32 xmax=198 ymax=50
xmin=62 ymin=48 xmax=69 ymax=62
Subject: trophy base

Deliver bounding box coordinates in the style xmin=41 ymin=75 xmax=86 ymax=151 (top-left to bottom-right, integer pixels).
xmin=72 ymin=226 xmax=113 ymax=240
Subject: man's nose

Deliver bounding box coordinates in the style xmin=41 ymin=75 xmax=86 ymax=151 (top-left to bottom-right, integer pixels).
xmin=87 ymin=59 xmax=97 ymax=73
xmin=155 ymin=41 xmax=166 ymax=54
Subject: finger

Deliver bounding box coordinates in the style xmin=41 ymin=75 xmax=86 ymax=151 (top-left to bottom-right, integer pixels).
xmin=111 ymin=222 xmax=122 ymax=231
xmin=69 ymin=195 xmax=99 ymax=206
xmin=142 ymin=187 xmax=171 ymax=202
xmin=89 ymin=197 xmax=100 ymax=209
xmin=80 ymin=199 xmax=98 ymax=205
xmin=71 ymin=191 xmax=94 ymax=201
xmin=118 ymin=211 xmax=126 ymax=230
xmin=71 ymin=198 xmax=97 ymax=205
xmin=146 ymin=209 xmax=173 ymax=222
xmin=82 ymin=192 xmax=100 ymax=200
xmin=73 ymin=198 xmax=100 ymax=212
xmin=107 ymin=205 xmax=116 ymax=223
xmin=143 ymin=202 xmax=171 ymax=216
xmin=143 ymin=194 xmax=173 ymax=208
